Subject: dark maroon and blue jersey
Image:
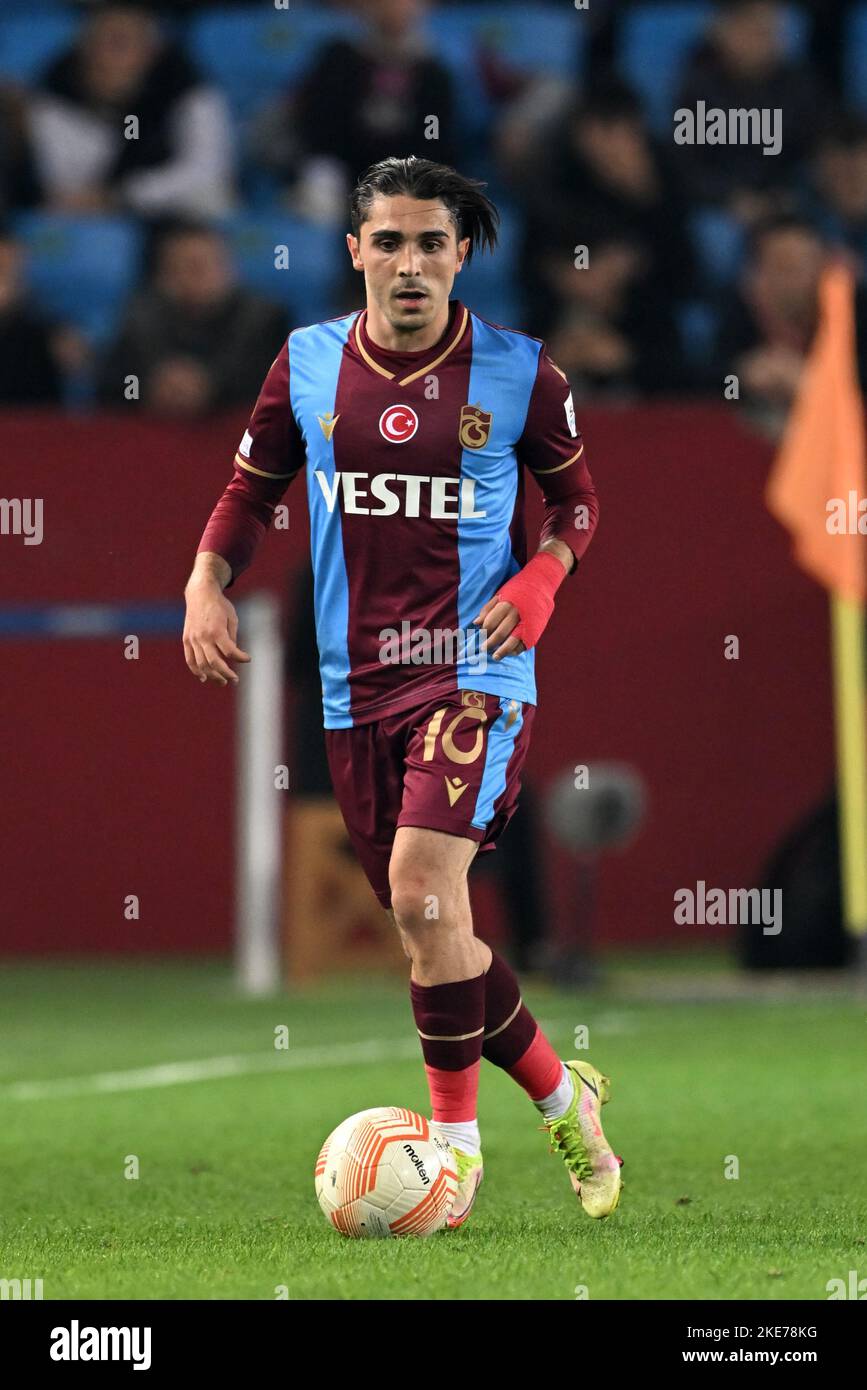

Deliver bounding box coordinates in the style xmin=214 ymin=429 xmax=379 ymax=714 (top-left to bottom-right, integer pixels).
xmin=199 ymin=298 xmax=598 ymax=728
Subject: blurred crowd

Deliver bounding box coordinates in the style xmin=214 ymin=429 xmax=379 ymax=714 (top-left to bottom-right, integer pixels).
xmin=2 ymin=0 xmax=867 ymax=433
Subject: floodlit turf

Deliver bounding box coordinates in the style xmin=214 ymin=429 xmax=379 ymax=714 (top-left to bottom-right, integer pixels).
xmin=1 ymin=955 xmax=865 ymax=1300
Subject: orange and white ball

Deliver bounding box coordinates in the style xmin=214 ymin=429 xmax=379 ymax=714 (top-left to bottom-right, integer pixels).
xmin=315 ymin=1107 xmax=458 ymax=1238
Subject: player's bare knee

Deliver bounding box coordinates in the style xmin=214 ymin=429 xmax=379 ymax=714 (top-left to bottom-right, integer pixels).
xmin=389 ymin=884 xmax=437 ymax=936
xmin=387 ymin=908 xmax=413 ymax=960
xmin=389 ymin=874 xmax=456 ymax=937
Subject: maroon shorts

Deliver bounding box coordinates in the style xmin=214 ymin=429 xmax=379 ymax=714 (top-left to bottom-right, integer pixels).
xmin=324 ymin=689 xmax=536 ymax=908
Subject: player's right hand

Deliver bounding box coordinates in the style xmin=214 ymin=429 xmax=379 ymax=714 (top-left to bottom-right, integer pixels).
xmin=183 ymin=583 xmax=251 ymax=687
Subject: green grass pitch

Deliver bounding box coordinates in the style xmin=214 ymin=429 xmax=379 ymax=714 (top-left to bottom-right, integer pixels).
xmin=1 ymin=954 xmax=865 ymax=1301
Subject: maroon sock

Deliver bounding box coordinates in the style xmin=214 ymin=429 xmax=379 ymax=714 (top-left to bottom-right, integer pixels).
xmin=481 ymin=949 xmax=537 ymax=1066
xmin=482 ymin=949 xmax=563 ymax=1099
xmin=409 ymin=973 xmax=485 ymax=1122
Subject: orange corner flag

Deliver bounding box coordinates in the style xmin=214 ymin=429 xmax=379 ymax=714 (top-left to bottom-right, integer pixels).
xmin=766 ymin=261 xmax=867 ymax=602
xmin=768 ymin=260 xmax=867 ymax=938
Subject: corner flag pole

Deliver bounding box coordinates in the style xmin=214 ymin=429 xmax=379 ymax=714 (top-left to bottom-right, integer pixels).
xmin=831 ymin=593 xmax=867 ymax=936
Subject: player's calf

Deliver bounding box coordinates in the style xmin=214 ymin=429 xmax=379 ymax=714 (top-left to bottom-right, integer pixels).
xmin=392 ymin=827 xmax=488 ymax=1223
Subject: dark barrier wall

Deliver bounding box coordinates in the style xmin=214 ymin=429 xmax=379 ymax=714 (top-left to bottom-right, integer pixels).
xmin=0 ymin=405 xmax=832 ymax=952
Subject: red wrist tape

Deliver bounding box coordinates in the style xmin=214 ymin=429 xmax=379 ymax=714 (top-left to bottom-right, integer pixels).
xmin=493 ymin=550 xmax=569 ymax=650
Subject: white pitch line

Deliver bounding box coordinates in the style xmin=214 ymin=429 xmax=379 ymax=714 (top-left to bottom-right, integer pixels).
xmin=2 ymin=1013 xmax=634 ymax=1103
xmin=3 ymin=1038 xmax=420 ymax=1102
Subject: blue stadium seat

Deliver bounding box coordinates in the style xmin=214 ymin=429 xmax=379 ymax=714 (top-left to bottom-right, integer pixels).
xmin=12 ymin=214 xmax=144 ymax=344
xmin=219 ymin=213 xmax=344 ymax=328
xmin=188 ymin=6 xmax=361 ymax=122
xmin=425 ymin=4 xmax=584 ymax=142
xmin=0 ymin=0 xmax=68 ymax=11
xmin=618 ymin=2 xmax=811 ymax=133
xmin=425 ymin=4 xmax=582 ymax=82
xmin=453 ymin=202 xmax=522 ymax=330
xmin=813 ymin=207 xmax=867 ymax=265
xmin=689 ymin=207 xmax=747 ymax=288
xmin=845 ymin=5 xmax=867 ymax=114
xmin=0 ymin=14 xmax=78 ymax=84
xmin=677 ymin=299 xmax=719 ymax=361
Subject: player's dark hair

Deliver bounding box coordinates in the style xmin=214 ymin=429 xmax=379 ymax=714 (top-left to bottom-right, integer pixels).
xmin=350 ymin=156 xmax=499 ymax=264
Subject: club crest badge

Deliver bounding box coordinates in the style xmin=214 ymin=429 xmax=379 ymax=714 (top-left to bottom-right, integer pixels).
xmin=459 ymin=403 xmax=493 ymax=449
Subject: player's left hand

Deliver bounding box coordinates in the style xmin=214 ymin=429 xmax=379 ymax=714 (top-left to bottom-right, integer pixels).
xmin=472 ymin=599 xmax=526 ymax=661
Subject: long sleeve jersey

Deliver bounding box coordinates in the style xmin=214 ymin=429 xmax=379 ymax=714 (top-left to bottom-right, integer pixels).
xmin=199 ymin=297 xmax=599 ymax=727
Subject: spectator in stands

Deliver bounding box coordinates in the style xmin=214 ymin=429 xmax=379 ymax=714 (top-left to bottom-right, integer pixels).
xmin=0 ymin=86 xmax=41 ymax=217
xmin=537 ymin=225 xmax=688 ymax=398
xmin=712 ymin=217 xmax=827 ymax=434
xmin=809 ymin=113 xmax=867 ymax=264
xmin=30 ymin=2 xmax=235 ymax=219
xmin=98 ymin=222 xmax=288 ymax=416
xmin=516 ymin=81 xmax=695 ymax=327
xmin=0 ymin=230 xmax=62 ymax=404
xmin=254 ymin=0 xmax=457 ymax=224
xmin=675 ymin=0 xmax=822 ymax=224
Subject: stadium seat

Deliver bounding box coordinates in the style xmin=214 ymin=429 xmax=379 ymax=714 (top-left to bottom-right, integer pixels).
xmin=425 ymin=4 xmax=584 ymax=142
xmin=425 ymin=3 xmax=582 ymax=82
xmin=618 ymin=2 xmax=811 ymax=133
xmin=688 ymin=206 xmax=747 ymax=288
xmin=677 ymin=299 xmax=719 ymax=361
xmin=11 ymin=213 xmax=144 ymax=344
xmin=0 ymin=0 xmax=67 ymax=11
xmin=0 ymin=14 xmax=79 ymax=84
xmin=219 ymin=212 xmax=344 ymax=328
xmin=814 ymin=210 xmax=867 ymax=266
xmin=845 ymin=5 xmax=867 ymax=114
xmin=188 ymin=6 xmax=361 ymax=122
